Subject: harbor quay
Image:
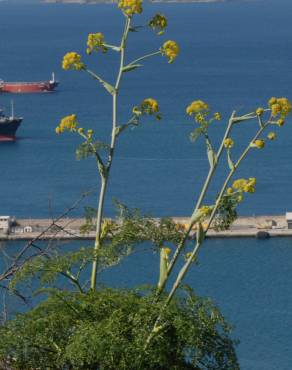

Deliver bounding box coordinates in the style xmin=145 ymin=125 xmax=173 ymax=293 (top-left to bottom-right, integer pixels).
xmin=1 ymin=215 xmax=292 ymax=241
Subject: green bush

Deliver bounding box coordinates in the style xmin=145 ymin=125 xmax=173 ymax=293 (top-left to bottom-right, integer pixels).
xmin=0 ymin=288 xmax=239 ymax=370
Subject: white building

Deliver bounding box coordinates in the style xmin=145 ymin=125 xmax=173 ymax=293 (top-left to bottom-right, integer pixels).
xmin=286 ymin=213 xmax=292 ymax=229
xmin=0 ymin=216 xmax=11 ymax=235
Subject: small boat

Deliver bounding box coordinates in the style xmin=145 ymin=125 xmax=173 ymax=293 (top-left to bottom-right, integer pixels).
xmin=0 ymin=73 xmax=58 ymax=94
xmin=0 ymin=103 xmax=23 ymax=141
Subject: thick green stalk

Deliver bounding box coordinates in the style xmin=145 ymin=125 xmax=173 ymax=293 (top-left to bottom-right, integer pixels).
xmin=145 ymin=120 xmax=270 ymax=348
xmin=90 ymin=176 xmax=107 ymax=290
xmin=90 ymin=16 xmax=131 ymax=290
xmin=155 ymin=111 xmax=236 ymax=296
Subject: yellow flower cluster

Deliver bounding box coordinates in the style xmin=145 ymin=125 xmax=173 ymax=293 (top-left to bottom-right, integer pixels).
xmin=214 ymin=112 xmax=221 ymax=121
xmin=199 ymin=205 xmax=212 ymax=218
xmin=118 ymin=0 xmax=142 ymax=15
xmin=132 ymin=98 xmax=161 ymax=120
xmin=141 ymin=98 xmax=159 ymax=114
xmin=86 ymin=33 xmax=107 ymax=55
xmin=161 ymin=40 xmax=179 ymax=63
xmin=224 ymin=138 xmax=234 ymax=149
xmin=62 ymin=52 xmax=84 ymax=71
xmin=186 ymin=100 xmax=209 ymax=116
xmin=149 ymin=13 xmax=167 ymax=35
xmin=232 ymin=177 xmax=256 ymax=193
xmin=268 ymin=97 xmax=292 ymax=118
xmin=256 ymin=107 xmax=264 ymax=116
xmin=267 ymin=132 xmax=276 ymax=140
xmin=253 ymin=139 xmax=265 ymax=149
xmin=56 ymin=114 xmax=78 ymax=134
xmin=163 ymin=247 xmax=171 ymax=256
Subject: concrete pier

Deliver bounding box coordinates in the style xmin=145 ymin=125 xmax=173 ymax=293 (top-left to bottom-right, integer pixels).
xmin=0 ymin=215 xmax=291 ymax=241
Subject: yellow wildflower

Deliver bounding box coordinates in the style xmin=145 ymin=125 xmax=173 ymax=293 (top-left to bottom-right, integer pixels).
xmin=268 ymin=97 xmax=277 ymax=106
xmin=199 ymin=205 xmax=212 ymax=219
xmin=232 ymin=178 xmax=256 ymax=193
xmin=78 ymin=127 xmax=84 ymax=134
xmin=141 ymin=98 xmax=159 ymax=115
xmin=253 ymin=139 xmax=265 ymax=149
xmin=226 ymin=187 xmax=233 ymax=195
xmin=149 ymin=13 xmax=167 ymax=35
xmin=269 ymin=97 xmax=292 ymax=117
xmin=161 ymin=40 xmax=179 ymax=63
xmin=118 ymin=0 xmax=142 ymax=15
xmin=132 ymin=106 xmax=142 ymax=116
xmin=277 ymin=118 xmax=285 ymax=127
xmin=224 ymin=138 xmax=234 ymax=149
xmin=62 ymin=52 xmax=84 ymax=71
xmin=86 ymin=33 xmax=107 ymax=55
xmin=163 ymin=247 xmax=171 ymax=255
xmin=87 ymin=129 xmax=94 ymax=138
xmin=186 ymin=252 xmax=192 ymax=259
xmin=186 ymin=100 xmax=209 ymax=116
xmin=277 ymin=97 xmax=292 ymax=115
xmin=56 ymin=114 xmax=78 ymax=134
xmin=256 ymin=107 xmax=264 ymax=116
xmin=232 ymin=179 xmax=246 ymax=190
xmin=214 ymin=112 xmax=221 ymax=121
xmin=271 ymin=103 xmax=281 ymax=117
xmin=267 ymin=132 xmax=276 ymax=140
xmin=237 ymin=193 xmax=244 ymax=202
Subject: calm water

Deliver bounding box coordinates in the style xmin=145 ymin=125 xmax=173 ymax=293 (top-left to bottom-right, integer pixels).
xmin=1 ymin=0 xmax=292 ymax=368
xmin=0 ymin=0 xmax=292 ymax=217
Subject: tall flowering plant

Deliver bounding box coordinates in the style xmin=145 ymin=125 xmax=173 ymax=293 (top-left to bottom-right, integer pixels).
xmin=1 ymin=1 xmax=291 ymax=368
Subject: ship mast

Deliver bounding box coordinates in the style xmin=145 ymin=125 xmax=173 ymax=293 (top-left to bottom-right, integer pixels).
xmin=10 ymin=100 xmax=14 ymax=119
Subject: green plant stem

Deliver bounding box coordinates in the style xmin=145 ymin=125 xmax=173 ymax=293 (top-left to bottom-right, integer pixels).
xmin=145 ymin=120 xmax=270 ymax=349
xmin=155 ymin=111 xmax=236 ymax=297
xmin=128 ymin=51 xmax=161 ymax=66
xmin=90 ymin=17 xmax=131 ymax=291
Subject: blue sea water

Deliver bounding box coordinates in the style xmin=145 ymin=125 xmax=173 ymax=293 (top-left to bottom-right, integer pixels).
xmin=0 ymin=0 xmax=292 ymax=217
xmin=1 ymin=0 xmax=292 ymax=368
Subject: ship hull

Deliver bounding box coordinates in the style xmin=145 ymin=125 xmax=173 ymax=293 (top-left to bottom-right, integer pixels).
xmin=0 ymin=118 xmax=22 ymax=140
xmin=0 ymin=81 xmax=58 ymax=93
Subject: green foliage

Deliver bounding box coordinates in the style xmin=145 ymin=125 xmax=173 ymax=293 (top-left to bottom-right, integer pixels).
xmin=10 ymin=203 xmax=185 ymax=292
xmin=213 ymin=194 xmax=239 ymax=231
xmin=0 ymin=288 xmax=239 ymax=370
xmin=76 ymin=140 xmax=109 ymax=160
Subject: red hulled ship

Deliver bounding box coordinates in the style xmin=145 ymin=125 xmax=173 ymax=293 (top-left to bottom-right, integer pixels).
xmin=0 ymin=73 xmax=58 ymax=94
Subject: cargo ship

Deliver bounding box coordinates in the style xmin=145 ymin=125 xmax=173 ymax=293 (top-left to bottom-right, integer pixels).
xmin=0 ymin=73 xmax=58 ymax=93
xmin=0 ymin=104 xmax=23 ymax=141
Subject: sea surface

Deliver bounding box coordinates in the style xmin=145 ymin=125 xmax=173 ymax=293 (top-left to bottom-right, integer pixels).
xmin=1 ymin=0 xmax=292 ymax=368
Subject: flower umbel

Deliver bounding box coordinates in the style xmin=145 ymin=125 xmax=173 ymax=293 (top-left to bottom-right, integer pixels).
xmin=141 ymin=98 xmax=159 ymax=115
xmin=186 ymin=100 xmax=209 ymax=116
xmin=252 ymin=139 xmax=265 ymax=149
xmin=118 ymin=0 xmax=142 ymax=16
xmin=62 ymin=52 xmax=85 ymax=71
xmin=199 ymin=205 xmax=212 ymax=218
xmin=161 ymin=40 xmax=179 ymax=63
xmin=267 ymin=132 xmax=276 ymax=140
xmin=149 ymin=14 xmax=168 ymax=35
xmin=269 ymin=97 xmax=292 ymax=118
xmin=86 ymin=33 xmax=107 ymax=55
xmin=56 ymin=114 xmax=78 ymax=134
xmin=224 ymin=138 xmax=234 ymax=149
xmin=232 ymin=178 xmax=256 ymax=193
xmin=256 ymin=107 xmax=264 ymax=116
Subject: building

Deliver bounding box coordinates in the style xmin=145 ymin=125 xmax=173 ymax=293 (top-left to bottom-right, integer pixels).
xmin=286 ymin=213 xmax=292 ymax=229
xmin=0 ymin=216 xmax=11 ymax=235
